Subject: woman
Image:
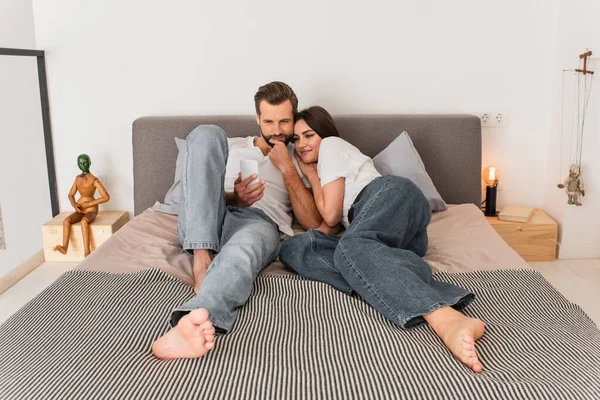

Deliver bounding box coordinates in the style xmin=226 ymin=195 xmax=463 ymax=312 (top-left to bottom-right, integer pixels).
xmin=280 ymin=106 xmax=486 ymax=373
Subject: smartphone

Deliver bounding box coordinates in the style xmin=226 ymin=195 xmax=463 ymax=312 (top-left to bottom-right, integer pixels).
xmin=240 ymin=159 xmax=259 ymax=185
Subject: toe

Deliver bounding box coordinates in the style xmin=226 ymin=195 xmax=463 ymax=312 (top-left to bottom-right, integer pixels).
xmin=188 ymin=308 xmax=210 ymax=324
xmin=198 ymin=320 xmax=213 ymax=332
xmin=204 ymin=334 xmax=215 ymax=343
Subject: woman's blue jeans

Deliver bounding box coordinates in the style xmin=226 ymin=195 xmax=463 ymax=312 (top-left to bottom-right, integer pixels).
xmin=279 ymin=176 xmax=474 ymax=329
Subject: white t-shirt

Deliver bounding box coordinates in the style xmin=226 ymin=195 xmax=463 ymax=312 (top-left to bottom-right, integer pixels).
xmin=224 ymin=137 xmax=309 ymax=237
xmin=317 ymin=137 xmax=381 ymax=228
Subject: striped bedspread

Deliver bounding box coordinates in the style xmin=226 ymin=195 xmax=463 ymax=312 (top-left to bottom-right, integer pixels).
xmin=1 ymin=268 xmax=599 ymax=400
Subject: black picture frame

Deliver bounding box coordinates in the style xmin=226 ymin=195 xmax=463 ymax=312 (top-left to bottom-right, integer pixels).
xmin=0 ymin=47 xmax=59 ymax=216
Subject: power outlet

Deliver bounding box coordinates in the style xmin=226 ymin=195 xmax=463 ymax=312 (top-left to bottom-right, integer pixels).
xmin=477 ymin=111 xmax=509 ymax=128
xmin=480 ymin=113 xmax=491 ymax=126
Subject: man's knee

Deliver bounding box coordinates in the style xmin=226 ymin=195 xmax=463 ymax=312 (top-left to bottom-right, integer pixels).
xmin=234 ymin=223 xmax=280 ymax=260
xmin=186 ymin=125 xmax=228 ymax=151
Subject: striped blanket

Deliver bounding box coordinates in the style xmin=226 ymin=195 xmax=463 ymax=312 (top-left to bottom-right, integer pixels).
xmin=1 ymin=269 xmax=599 ymax=399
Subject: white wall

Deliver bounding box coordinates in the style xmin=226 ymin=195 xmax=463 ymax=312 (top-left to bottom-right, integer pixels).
xmin=0 ymin=0 xmax=51 ymax=274
xmin=543 ymin=0 xmax=600 ymax=259
xmin=29 ymin=0 xmax=598 ymax=257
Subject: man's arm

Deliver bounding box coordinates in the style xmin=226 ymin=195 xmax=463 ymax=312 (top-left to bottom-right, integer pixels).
xmin=268 ymin=142 xmax=322 ymax=230
xmin=281 ymin=168 xmax=323 ymax=230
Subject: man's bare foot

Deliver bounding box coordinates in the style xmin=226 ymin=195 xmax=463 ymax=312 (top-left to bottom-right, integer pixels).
xmin=84 ymin=249 xmax=91 ymax=257
xmin=152 ymin=308 xmax=216 ymax=360
xmin=54 ymin=245 xmax=67 ymax=254
xmin=192 ymin=249 xmax=213 ymax=293
xmin=424 ymin=307 xmax=485 ymax=373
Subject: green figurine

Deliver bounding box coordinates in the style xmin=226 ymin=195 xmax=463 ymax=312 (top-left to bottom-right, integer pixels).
xmin=54 ymin=154 xmax=110 ymax=257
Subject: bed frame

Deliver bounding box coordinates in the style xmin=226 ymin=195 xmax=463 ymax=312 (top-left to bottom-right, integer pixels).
xmin=132 ymin=115 xmax=481 ymax=215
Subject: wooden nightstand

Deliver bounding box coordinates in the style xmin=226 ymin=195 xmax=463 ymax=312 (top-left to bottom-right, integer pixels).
xmin=486 ymin=208 xmax=558 ymax=262
xmin=42 ymin=211 xmax=129 ymax=262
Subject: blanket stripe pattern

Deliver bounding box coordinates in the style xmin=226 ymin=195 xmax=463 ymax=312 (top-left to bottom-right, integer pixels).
xmin=1 ymin=268 xmax=599 ymax=400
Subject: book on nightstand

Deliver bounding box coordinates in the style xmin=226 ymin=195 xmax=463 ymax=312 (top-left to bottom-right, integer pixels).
xmin=498 ymin=205 xmax=535 ymax=223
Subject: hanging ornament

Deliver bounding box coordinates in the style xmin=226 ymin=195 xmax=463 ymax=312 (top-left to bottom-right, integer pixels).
xmin=557 ymin=50 xmax=594 ymax=206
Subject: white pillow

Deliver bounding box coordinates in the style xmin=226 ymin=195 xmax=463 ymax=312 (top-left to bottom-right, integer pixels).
xmin=152 ymin=137 xmax=186 ymax=215
xmin=373 ymin=132 xmax=447 ymax=212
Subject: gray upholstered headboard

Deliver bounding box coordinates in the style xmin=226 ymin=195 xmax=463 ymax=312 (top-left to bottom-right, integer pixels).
xmin=132 ymin=115 xmax=481 ymax=216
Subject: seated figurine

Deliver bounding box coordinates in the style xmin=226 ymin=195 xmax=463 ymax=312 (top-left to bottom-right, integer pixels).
xmin=54 ymin=154 xmax=110 ymax=257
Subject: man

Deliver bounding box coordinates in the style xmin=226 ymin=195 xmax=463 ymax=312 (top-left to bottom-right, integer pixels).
xmin=152 ymin=81 xmax=322 ymax=359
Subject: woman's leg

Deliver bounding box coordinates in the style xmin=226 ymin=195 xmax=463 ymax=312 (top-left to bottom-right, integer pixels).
xmin=334 ymin=176 xmax=474 ymax=327
xmin=334 ymin=176 xmax=484 ymax=371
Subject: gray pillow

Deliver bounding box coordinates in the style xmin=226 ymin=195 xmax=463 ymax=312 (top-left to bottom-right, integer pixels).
xmin=373 ymin=131 xmax=447 ymax=212
xmin=152 ymin=137 xmax=186 ymax=215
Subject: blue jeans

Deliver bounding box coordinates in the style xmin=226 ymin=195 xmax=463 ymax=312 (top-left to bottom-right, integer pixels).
xmin=171 ymin=125 xmax=281 ymax=332
xmin=279 ymin=176 xmax=474 ymax=329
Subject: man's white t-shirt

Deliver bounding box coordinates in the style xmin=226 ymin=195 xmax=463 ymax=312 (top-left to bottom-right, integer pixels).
xmin=224 ymin=137 xmax=309 ymax=238
xmin=317 ymin=137 xmax=381 ymax=229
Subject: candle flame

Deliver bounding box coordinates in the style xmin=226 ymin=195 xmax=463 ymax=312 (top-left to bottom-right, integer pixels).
xmin=489 ymin=167 xmax=496 ymax=181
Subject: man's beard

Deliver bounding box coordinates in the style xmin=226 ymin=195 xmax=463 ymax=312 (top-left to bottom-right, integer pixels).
xmin=260 ymin=128 xmax=291 ymax=148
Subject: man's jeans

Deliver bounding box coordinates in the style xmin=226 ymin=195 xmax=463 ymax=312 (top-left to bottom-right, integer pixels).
xmin=171 ymin=125 xmax=280 ymax=332
xmin=280 ymin=176 xmax=474 ymax=329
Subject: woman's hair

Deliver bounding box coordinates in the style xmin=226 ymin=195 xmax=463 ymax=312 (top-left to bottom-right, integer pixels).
xmin=294 ymin=106 xmax=339 ymax=138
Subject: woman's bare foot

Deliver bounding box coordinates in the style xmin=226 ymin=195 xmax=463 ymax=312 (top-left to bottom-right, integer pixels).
xmin=192 ymin=249 xmax=213 ymax=293
xmin=424 ymin=307 xmax=485 ymax=373
xmin=54 ymin=245 xmax=67 ymax=254
xmin=152 ymin=308 xmax=216 ymax=360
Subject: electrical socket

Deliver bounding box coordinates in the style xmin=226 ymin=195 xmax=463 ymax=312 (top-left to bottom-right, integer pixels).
xmin=480 ymin=113 xmax=491 ymax=125
xmin=478 ymin=111 xmax=509 ymax=128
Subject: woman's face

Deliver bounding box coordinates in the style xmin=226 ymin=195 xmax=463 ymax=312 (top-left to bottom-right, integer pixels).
xmin=293 ymin=119 xmax=322 ymax=164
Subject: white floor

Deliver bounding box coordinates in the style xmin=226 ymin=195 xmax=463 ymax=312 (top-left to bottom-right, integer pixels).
xmin=1 ymin=259 xmax=599 ymax=326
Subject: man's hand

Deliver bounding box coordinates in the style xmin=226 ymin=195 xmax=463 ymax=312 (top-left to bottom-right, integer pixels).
xmin=75 ymin=203 xmax=83 ymax=213
xmin=233 ymin=172 xmax=265 ymax=207
xmin=581 ymin=190 xmax=585 ymax=196
xmin=294 ymin=152 xmax=318 ymax=179
xmin=268 ymin=142 xmax=294 ymax=173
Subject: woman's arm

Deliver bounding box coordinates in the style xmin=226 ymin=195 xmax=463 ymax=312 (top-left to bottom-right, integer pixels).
xmin=306 ymin=173 xmax=345 ymax=228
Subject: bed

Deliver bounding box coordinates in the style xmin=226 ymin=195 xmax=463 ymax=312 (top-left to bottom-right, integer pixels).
xmin=1 ymin=115 xmax=599 ymax=400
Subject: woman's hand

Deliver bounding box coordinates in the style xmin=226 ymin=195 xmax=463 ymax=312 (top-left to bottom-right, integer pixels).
xmin=294 ymin=152 xmax=318 ymax=179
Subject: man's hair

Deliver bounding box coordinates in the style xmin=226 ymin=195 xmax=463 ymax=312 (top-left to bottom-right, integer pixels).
xmin=294 ymin=106 xmax=339 ymax=139
xmin=254 ymin=81 xmax=298 ymax=116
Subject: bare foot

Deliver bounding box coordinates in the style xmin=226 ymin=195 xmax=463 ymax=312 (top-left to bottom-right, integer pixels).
xmin=84 ymin=249 xmax=91 ymax=257
xmin=192 ymin=249 xmax=213 ymax=293
xmin=425 ymin=307 xmax=485 ymax=373
xmin=152 ymin=308 xmax=216 ymax=360
xmin=54 ymin=245 xmax=67 ymax=254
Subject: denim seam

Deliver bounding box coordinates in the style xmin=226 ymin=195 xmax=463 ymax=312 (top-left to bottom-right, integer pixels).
xmin=309 ymin=231 xmax=339 ymax=274
xmin=183 ymin=241 xmax=220 ymax=252
xmin=397 ymin=291 xmax=476 ymax=328
xmin=337 ymin=241 xmax=400 ymax=320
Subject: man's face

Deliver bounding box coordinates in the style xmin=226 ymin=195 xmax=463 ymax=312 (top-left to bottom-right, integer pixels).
xmin=255 ymin=100 xmax=295 ymax=147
